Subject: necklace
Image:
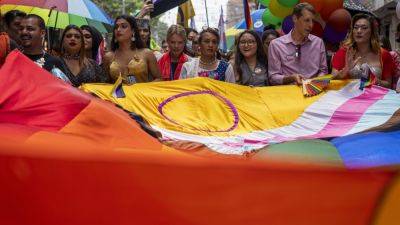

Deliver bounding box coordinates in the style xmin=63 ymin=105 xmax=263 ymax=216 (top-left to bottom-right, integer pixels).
xmin=22 ymin=49 xmax=46 ymax=68
xmin=63 ymin=53 xmax=80 ymax=60
xmin=199 ymin=57 xmax=217 ymax=66
xmin=34 ymin=51 xmax=46 ymax=68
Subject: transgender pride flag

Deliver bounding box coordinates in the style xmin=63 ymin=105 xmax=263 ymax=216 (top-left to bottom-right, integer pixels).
xmin=218 ymin=6 xmax=227 ymax=52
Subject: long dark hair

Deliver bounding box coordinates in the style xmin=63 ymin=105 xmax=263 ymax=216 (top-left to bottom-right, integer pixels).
xmin=81 ymin=25 xmax=103 ymax=60
xmin=235 ymin=30 xmax=266 ymax=82
xmin=136 ymin=18 xmax=151 ymax=48
xmin=60 ymin=24 xmax=87 ymax=67
xmin=111 ymin=15 xmax=144 ymax=51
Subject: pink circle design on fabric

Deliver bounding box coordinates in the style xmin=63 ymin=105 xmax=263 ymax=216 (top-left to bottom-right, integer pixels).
xmin=158 ymin=90 xmax=239 ymax=132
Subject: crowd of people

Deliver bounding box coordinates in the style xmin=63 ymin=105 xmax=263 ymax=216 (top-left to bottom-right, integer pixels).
xmin=1 ymin=2 xmax=400 ymax=92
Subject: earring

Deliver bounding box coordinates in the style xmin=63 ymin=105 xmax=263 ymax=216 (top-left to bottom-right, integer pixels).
xmin=131 ymin=35 xmax=135 ymax=42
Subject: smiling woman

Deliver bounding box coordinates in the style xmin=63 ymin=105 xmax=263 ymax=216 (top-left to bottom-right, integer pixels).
xmin=235 ymin=30 xmax=268 ymax=86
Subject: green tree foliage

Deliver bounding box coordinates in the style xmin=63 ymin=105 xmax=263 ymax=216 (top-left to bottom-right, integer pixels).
xmin=93 ymin=0 xmax=144 ymax=18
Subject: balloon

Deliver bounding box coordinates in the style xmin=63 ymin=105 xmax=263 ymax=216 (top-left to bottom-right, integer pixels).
xmin=262 ymin=8 xmax=284 ymax=28
xmin=259 ymin=0 xmax=271 ymax=6
xmin=311 ymin=21 xmax=323 ymax=37
xmin=397 ymin=1 xmax=400 ymax=19
xmin=278 ymin=0 xmax=299 ymax=8
xmin=254 ymin=20 xmax=266 ymax=35
xmin=269 ymin=0 xmax=294 ymax=19
xmin=299 ymin=0 xmax=323 ymax=12
xmin=282 ymin=16 xmax=294 ymax=34
xmin=320 ymin=0 xmax=344 ymax=21
xmin=323 ymin=24 xmax=347 ymax=44
xmin=327 ymin=8 xmax=351 ymax=33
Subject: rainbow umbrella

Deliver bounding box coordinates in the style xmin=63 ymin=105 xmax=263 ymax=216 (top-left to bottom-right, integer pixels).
xmin=0 ymin=0 xmax=113 ymax=33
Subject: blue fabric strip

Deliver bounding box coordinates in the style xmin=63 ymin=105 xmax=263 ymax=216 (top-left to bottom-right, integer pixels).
xmin=333 ymin=131 xmax=400 ymax=168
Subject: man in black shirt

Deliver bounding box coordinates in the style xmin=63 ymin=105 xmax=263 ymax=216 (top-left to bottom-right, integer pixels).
xmin=19 ymin=14 xmax=69 ymax=83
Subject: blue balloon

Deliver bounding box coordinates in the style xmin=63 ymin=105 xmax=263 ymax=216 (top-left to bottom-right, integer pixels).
xmin=282 ymin=16 xmax=294 ymax=34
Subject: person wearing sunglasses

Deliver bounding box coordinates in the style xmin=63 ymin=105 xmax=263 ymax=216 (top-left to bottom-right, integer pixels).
xmin=179 ymin=27 xmax=235 ymax=83
xmin=332 ymin=14 xmax=394 ymax=89
xmin=268 ymin=3 xmax=327 ymax=85
xmin=235 ymin=30 xmax=268 ymax=86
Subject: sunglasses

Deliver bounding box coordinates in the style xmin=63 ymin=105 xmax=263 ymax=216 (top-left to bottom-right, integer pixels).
xmin=295 ymin=44 xmax=301 ymax=59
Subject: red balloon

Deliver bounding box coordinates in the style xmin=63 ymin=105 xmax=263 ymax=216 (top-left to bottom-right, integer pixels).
xmin=320 ymin=0 xmax=343 ymax=21
xmin=327 ymin=8 xmax=351 ymax=33
xmin=311 ymin=20 xmax=323 ymax=37
xmin=299 ymin=0 xmax=324 ymax=12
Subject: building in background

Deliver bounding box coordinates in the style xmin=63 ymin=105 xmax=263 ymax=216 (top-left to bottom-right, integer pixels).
xmin=226 ymin=0 xmax=257 ymax=28
xmin=372 ymin=0 xmax=399 ymax=50
xmin=345 ymin=0 xmax=399 ymax=50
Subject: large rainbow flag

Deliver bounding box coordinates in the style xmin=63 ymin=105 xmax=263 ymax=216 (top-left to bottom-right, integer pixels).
xmin=1 ymin=51 xmax=400 ymax=224
xmin=82 ymin=72 xmax=400 ymax=168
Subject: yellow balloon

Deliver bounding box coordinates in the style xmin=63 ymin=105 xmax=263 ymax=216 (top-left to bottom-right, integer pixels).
xmin=269 ymin=0 xmax=294 ymax=18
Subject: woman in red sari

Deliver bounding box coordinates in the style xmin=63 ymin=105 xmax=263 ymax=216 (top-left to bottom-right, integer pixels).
xmin=158 ymin=24 xmax=190 ymax=81
xmin=332 ymin=14 xmax=394 ymax=88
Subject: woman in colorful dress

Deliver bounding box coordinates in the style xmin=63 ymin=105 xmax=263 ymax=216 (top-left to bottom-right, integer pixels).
xmin=331 ymin=14 xmax=394 ymax=88
xmin=179 ymin=28 xmax=235 ymax=83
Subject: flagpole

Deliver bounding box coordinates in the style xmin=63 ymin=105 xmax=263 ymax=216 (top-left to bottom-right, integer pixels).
xmin=204 ymin=0 xmax=210 ymax=27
